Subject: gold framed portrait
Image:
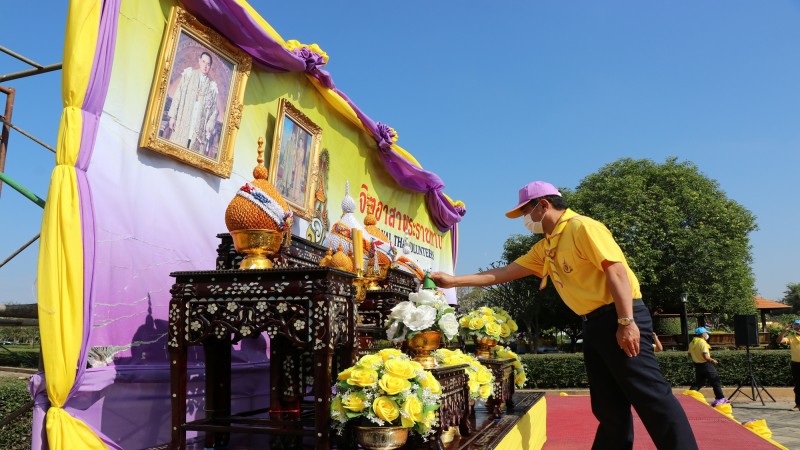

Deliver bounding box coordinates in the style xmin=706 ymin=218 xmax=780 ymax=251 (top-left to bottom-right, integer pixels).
xmin=139 ymin=6 xmax=251 ymax=178
xmin=268 ymin=99 xmax=322 ymax=220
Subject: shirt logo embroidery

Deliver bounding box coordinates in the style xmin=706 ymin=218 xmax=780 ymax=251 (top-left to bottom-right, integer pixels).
xmin=562 ymin=259 xmax=573 ymax=273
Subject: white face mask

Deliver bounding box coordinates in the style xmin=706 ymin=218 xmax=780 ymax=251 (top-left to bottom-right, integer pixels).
xmin=523 ymin=214 xmax=544 ymax=234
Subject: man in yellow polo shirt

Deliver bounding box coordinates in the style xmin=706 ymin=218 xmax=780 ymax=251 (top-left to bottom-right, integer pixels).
xmin=778 ymin=319 xmax=800 ymax=410
xmin=687 ymin=327 xmax=728 ymax=406
xmin=431 ymin=180 xmax=697 ymax=449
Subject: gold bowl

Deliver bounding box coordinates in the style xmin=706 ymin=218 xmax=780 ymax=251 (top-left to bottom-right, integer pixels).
xmin=230 ymin=229 xmax=285 ymax=269
xmin=474 ymin=336 xmax=499 ymax=359
xmin=406 ymin=330 xmax=442 ymax=369
xmin=355 ymin=425 xmax=409 ymax=450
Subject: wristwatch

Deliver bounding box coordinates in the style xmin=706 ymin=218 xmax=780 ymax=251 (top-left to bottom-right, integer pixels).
xmin=617 ymin=317 xmax=634 ymax=326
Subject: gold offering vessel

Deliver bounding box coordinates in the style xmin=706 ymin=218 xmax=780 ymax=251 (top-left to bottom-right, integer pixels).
xmin=354 ymin=426 xmax=409 ymax=450
xmin=225 ymin=138 xmax=293 ymax=269
xmin=229 ymin=229 xmax=285 ymax=269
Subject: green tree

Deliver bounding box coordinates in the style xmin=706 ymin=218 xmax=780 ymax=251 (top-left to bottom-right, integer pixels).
xmin=569 ymin=157 xmax=757 ymax=315
xmin=782 ymin=282 xmax=800 ymax=312
xmin=478 ymin=234 xmax=583 ymax=352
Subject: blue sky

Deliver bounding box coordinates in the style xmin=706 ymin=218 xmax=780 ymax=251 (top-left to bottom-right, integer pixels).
xmin=2 ymin=1 xmax=799 ymax=304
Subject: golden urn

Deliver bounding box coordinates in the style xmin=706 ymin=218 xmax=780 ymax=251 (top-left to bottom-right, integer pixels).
xmin=475 ymin=336 xmax=499 ymax=359
xmin=355 ymin=426 xmax=409 ymax=450
xmin=225 ymin=138 xmax=293 ymax=269
xmin=406 ymin=330 xmax=442 ymax=369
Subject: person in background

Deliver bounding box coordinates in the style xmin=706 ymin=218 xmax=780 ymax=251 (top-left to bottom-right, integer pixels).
xmin=431 ymin=180 xmax=697 ymax=450
xmin=653 ymin=332 xmax=664 ymax=353
xmin=687 ymin=327 xmax=728 ymax=406
xmin=777 ymin=319 xmax=800 ymax=411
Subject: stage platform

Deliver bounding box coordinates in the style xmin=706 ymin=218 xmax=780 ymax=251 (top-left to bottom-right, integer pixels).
xmin=145 ymin=390 xmax=790 ymax=449
xmin=147 ymin=391 xmax=547 ymax=449
xmin=544 ymin=394 xmax=787 ymax=449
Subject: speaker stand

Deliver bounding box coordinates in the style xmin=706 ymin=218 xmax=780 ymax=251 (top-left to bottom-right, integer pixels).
xmin=728 ymin=344 xmax=775 ymax=405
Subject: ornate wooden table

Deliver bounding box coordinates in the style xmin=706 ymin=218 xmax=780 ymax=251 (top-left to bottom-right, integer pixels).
xmin=480 ymin=359 xmax=515 ymax=420
xmin=426 ymin=364 xmax=473 ymax=449
xmin=167 ymin=266 xmax=356 ymax=450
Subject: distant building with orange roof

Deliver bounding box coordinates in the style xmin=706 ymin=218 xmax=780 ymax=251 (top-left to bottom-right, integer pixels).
xmin=754 ymin=296 xmax=791 ymax=331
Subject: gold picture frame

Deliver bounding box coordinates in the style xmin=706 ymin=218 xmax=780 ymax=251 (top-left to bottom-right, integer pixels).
xmin=139 ymin=6 xmax=251 ymax=178
xmin=269 ymin=99 xmax=322 ymax=220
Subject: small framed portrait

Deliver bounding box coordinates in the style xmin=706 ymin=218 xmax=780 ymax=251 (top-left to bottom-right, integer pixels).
xmin=139 ymin=6 xmax=251 ymax=178
xmin=269 ymin=99 xmax=322 ymax=220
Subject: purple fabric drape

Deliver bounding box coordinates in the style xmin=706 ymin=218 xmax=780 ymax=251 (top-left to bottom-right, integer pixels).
xmin=181 ymin=0 xmax=305 ymax=72
xmin=333 ymin=87 xmax=467 ymax=231
xmin=179 ymin=0 xmax=465 ymax=231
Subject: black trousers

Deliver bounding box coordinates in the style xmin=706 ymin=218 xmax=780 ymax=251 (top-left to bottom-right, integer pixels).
xmin=792 ymin=361 xmax=800 ymax=407
xmin=690 ymin=362 xmax=724 ymax=399
xmin=582 ymin=301 xmax=698 ymax=450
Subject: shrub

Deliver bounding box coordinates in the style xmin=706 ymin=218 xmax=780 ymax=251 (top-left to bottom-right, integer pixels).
xmin=520 ymin=353 xmax=588 ymax=388
xmin=520 ymin=349 xmax=793 ymax=388
xmin=654 ymin=317 xmax=682 ymax=335
xmin=0 ymin=347 xmax=39 ymax=368
xmin=0 ymin=377 xmax=33 ymax=450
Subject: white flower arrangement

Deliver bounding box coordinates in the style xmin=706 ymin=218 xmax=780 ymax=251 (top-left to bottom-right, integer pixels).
xmin=385 ymin=288 xmax=458 ymax=342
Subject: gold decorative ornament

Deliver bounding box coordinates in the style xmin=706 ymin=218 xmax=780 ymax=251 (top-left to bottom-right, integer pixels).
xmin=440 ymin=426 xmax=458 ymax=445
xmin=355 ymin=426 xmax=409 ymax=450
xmin=329 ymin=244 xmax=354 ymax=273
xmin=225 ymin=138 xmax=293 ymax=269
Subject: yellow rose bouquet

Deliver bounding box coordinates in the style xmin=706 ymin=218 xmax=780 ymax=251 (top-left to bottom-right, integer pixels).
xmin=330 ymin=348 xmax=442 ymax=440
xmin=433 ymin=349 xmax=495 ymax=401
xmin=458 ymin=306 xmax=519 ymax=343
xmin=492 ymin=346 xmax=527 ymax=389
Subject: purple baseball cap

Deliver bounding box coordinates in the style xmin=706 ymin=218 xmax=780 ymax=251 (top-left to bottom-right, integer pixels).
xmin=505 ymin=181 xmax=562 ymax=218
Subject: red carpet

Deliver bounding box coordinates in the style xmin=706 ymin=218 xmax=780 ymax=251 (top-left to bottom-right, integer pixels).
xmin=543 ymin=395 xmax=780 ymax=449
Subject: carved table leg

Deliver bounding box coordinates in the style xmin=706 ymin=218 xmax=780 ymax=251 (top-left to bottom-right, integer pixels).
xmin=459 ymin=374 xmax=473 ymax=436
xmin=204 ymin=337 xmax=231 ymax=448
xmin=313 ymin=347 xmax=334 ymax=450
xmin=506 ymin=382 xmax=515 ymax=411
xmin=168 ymin=298 xmax=188 ymax=450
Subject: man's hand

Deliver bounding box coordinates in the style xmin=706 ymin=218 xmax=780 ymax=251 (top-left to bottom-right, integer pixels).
xmin=616 ymin=322 xmax=640 ymax=357
xmin=429 ymin=272 xmax=455 ymax=288
xmin=168 ymin=117 xmax=176 ymax=130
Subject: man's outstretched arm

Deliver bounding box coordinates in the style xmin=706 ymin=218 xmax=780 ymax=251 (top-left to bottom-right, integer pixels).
xmin=430 ymin=262 xmax=536 ymax=289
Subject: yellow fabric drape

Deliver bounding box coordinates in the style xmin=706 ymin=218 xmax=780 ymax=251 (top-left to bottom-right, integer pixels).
xmin=37 ymin=0 xmax=107 ymax=448
xmin=495 ymin=396 xmax=548 ymax=450
xmin=741 ymin=419 xmax=788 ymax=450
